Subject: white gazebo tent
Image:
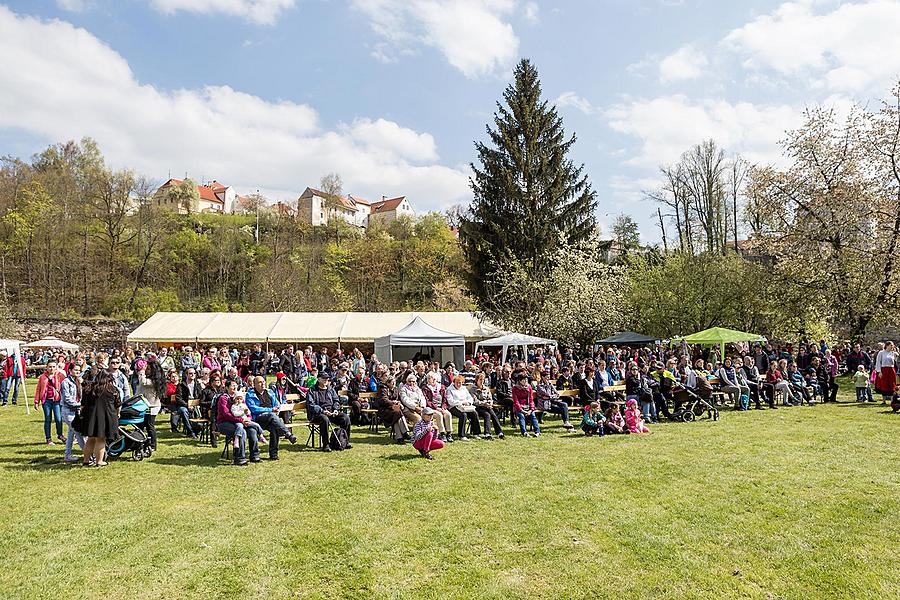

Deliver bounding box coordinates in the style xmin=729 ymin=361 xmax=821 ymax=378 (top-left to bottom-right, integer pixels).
xmin=24 ymin=336 xmax=79 ymax=350
xmin=374 ymin=317 xmax=465 ymax=366
xmin=475 ymin=332 xmax=557 ymax=364
xmin=0 ymin=339 xmax=29 ymax=414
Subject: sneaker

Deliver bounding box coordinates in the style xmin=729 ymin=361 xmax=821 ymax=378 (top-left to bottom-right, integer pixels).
xmin=534 ymin=432 xmax=541 ymax=437
xmin=345 ymin=444 xmax=353 ymax=450
xmin=498 ymin=432 xmax=505 ymax=439
xmin=459 ymin=436 xmax=471 ymax=441
xmin=57 ymin=435 xmax=66 ymax=444
xmin=322 ymin=446 xmax=332 ymax=452
xmin=446 ymin=436 xmax=454 ymax=443
xmin=46 ymin=440 xmax=54 ymax=446
xmin=288 ymin=435 xmax=297 ymax=444
xmin=250 ymin=456 xmax=261 ymax=463
xmin=483 ymin=434 xmax=493 ymax=440
xmin=424 ymin=453 xmax=435 ymax=461
xmin=234 ymin=458 xmax=249 ymax=466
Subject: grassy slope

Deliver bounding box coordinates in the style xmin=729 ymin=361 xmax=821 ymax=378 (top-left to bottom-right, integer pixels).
xmin=0 ymin=380 xmax=897 ymax=600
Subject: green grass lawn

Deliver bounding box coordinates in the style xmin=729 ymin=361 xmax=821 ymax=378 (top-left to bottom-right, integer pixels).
xmin=0 ymin=379 xmax=897 ymax=599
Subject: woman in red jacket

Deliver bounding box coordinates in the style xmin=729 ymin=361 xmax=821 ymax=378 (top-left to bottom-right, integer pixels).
xmin=35 ymin=363 xmax=65 ymax=445
xmin=512 ymin=372 xmax=540 ymax=437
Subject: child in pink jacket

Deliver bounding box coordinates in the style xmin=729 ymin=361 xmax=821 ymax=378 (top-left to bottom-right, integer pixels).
xmin=625 ymin=398 xmax=651 ymax=434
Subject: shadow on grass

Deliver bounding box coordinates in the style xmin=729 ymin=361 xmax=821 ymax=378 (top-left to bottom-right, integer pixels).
xmin=381 ymin=452 xmax=422 ymax=462
xmin=150 ymin=451 xmax=226 ymax=468
xmin=0 ymin=455 xmax=80 ymax=471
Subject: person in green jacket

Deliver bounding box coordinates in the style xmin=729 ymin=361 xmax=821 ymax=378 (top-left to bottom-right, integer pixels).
xmin=580 ymin=401 xmax=605 ymax=436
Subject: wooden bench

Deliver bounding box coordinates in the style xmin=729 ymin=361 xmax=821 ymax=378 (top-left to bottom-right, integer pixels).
xmin=186 ymin=398 xmax=211 ymax=443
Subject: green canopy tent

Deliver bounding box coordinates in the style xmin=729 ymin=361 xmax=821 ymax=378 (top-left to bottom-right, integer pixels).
xmin=680 ymin=327 xmax=766 ymax=364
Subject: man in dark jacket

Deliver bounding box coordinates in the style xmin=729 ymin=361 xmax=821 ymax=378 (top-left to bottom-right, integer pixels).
xmin=249 ymin=344 xmax=266 ymax=376
xmin=245 ymin=376 xmax=296 ymax=460
xmin=845 ymin=344 xmax=871 ymax=374
xmin=494 ymin=366 xmax=513 ymax=411
xmin=812 ymin=356 xmax=838 ymax=403
xmin=305 ymin=373 xmax=351 ymax=452
xmin=753 ymin=345 xmax=770 ymax=376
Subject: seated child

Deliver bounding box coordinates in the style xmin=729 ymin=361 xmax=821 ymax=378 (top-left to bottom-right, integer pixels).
xmin=580 ymin=402 xmax=605 ymax=436
xmin=852 ymin=365 xmax=873 ymax=402
xmin=624 ymin=398 xmax=651 ymax=434
xmin=230 ymin=393 xmax=267 ymax=445
xmin=603 ymin=404 xmax=628 ymax=435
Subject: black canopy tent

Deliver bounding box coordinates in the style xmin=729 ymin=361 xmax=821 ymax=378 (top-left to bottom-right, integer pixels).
xmin=596 ymin=331 xmax=659 ymax=346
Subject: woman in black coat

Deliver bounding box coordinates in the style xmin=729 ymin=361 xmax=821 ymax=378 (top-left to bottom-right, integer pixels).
xmin=76 ymin=369 xmax=121 ymax=467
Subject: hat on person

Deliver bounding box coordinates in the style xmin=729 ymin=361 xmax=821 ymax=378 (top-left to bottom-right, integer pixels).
xmin=423 ymin=407 xmax=435 ymax=416
xmin=317 ymin=372 xmax=331 ymax=380
xmin=655 ymin=361 xmax=665 ymax=369
xmin=275 ymin=371 xmax=286 ymax=379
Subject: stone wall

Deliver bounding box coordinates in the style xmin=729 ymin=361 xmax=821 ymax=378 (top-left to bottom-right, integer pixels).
xmin=8 ymin=318 xmax=140 ymax=350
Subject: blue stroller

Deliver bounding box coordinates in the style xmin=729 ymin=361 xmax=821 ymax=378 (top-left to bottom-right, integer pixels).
xmin=107 ymin=395 xmax=153 ymax=461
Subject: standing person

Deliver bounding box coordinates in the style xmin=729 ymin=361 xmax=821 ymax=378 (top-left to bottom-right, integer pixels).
xmin=76 ymin=369 xmax=121 ymax=467
xmin=107 ymin=356 xmax=130 ymax=402
xmin=874 ymin=341 xmax=898 ymax=405
xmin=2 ymin=350 xmax=25 ymax=405
xmin=136 ymin=360 xmax=168 ymax=450
xmin=305 ymin=373 xmax=351 ymax=452
xmin=411 ymin=407 xmax=443 ymax=460
xmin=245 ymin=376 xmax=296 ymax=460
xmin=812 ymin=356 xmax=838 ymax=404
xmin=35 ymin=364 xmax=65 ymax=445
xmin=60 ymin=364 xmax=85 ymax=462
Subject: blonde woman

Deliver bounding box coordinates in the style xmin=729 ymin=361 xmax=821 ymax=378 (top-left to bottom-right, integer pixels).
xmin=470 ymin=372 xmax=504 ymax=439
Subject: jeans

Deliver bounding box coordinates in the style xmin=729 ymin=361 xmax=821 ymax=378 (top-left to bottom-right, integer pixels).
xmin=43 ymin=401 xmax=63 ymax=440
xmin=640 ymin=399 xmax=657 ymax=422
xmin=61 ymin=405 xmax=85 ymax=458
xmin=514 ymin=410 xmax=540 ymax=435
xmin=544 ymin=399 xmax=571 ymax=423
xmin=217 ymin=421 xmax=259 ymax=460
xmin=256 ymin=411 xmax=293 ymax=457
xmin=174 ymin=406 xmax=196 ymax=436
xmin=142 ymin=413 xmax=158 ymax=450
xmin=1 ymin=377 xmax=20 ymax=404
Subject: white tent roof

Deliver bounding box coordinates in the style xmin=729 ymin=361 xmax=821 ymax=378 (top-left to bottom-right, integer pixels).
xmin=127 ymin=311 xmax=500 ymax=344
xmin=375 ymin=317 xmax=465 ymax=347
xmin=476 ymin=333 xmax=556 ymax=347
xmin=24 ymin=336 xmax=79 ymax=350
xmin=0 ymin=339 xmax=23 ymax=353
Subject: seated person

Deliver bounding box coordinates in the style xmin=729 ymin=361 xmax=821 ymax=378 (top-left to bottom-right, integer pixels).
xmin=581 ymin=402 xmax=605 ymax=436
xmin=535 ymin=371 xmax=574 ymax=430
xmin=305 ymin=373 xmax=351 ymax=452
xmin=603 ymin=404 xmax=628 ymax=435
xmin=245 ymin=375 xmax=296 ymax=460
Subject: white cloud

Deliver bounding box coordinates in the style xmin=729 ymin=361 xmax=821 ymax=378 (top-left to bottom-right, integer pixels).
xmin=350 ymin=0 xmax=520 ymax=78
xmin=659 ymin=44 xmax=708 ymax=83
xmin=56 ymin=0 xmax=89 ymax=12
xmin=605 ymin=94 xmax=802 ymax=167
xmin=724 ymin=0 xmax=900 ymax=92
xmin=148 ymin=0 xmax=297 ymax=25
xmin=0 ymin=6 xmax=470 ymax=210
xmin=523 ymin=1 xmax=539 ymax=23
xmin=555 ymin=91 xmax=595 ymax=115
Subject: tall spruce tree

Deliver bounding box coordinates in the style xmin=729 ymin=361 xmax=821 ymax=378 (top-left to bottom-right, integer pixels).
xmin=460 ymin=59 xmax=597 ymax=313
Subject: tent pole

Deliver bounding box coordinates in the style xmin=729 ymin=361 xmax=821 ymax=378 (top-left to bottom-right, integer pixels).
xmin=15 ymin=345 xmax=29 ymax=415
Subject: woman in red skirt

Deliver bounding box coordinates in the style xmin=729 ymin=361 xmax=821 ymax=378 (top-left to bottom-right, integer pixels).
xmin=874 ymin=341 xmax=898 ymax=404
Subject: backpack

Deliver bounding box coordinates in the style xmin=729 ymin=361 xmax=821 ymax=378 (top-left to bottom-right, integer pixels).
xmin=739 ymin=393 xmax=750 ymax=411
xmin=329 ymin=427 xmax=349 ymax=451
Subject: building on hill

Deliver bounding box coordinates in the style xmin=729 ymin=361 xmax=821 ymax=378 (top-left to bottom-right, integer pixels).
xmin=155 ymin=178 xmax=239 ymax=214
xmin=296 ymin=187 xmax=413 ymax=228
xmin=369 ymin=195 xmax=413 ymax=225
xmin=734 ymin=239 xmax=775 ymax=267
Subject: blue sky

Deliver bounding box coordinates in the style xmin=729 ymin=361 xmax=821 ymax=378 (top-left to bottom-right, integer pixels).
xmin=2 ymin=1 xmax=899 ymax=241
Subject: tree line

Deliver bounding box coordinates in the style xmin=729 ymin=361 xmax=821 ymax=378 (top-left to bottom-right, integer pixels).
xmin=0 ymin=140 xmax=470 ymax=321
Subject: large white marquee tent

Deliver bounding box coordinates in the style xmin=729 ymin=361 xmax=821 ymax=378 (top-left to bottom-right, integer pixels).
xmin=127 ymin=312 xmax=500 ymax=346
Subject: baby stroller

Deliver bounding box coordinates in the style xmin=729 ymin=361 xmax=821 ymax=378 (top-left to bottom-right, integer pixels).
xmin=107 ymin=395 xmax=153 ymax=461
xmin=670 ymin=386 xmax=719 ymax=422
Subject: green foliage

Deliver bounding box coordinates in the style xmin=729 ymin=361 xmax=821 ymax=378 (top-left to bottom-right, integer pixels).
xmin=491 ymin=241 xmax=627 ymax=344
xmin=461 ymin=59 xmax=597 ymax=313
xmin=100 ymin=287 xmax=182 ymax=321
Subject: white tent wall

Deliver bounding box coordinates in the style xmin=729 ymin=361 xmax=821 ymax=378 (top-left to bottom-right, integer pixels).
xmin=373 ymin=317 xmax=466 ymax=366
xmin=475 ymin=333 xmax=557 ymax=365
xmin=0 ymin=339 xmax=29 ymax=414
xmin=127 ymin=312 xmax=498 ymax=346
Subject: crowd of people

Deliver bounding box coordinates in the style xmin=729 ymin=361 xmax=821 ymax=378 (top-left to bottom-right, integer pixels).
xmin=6 ymin=337 xmax=898 ymax=465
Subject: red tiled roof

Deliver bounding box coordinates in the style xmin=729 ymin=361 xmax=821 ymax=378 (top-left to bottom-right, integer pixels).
xmin=157 ymin=178 xmax=223 ymax=204
xmin=208 ymin=181 xmax=227 ymax=191
xmin=370 ymin=196 xmax=405 ymax=213
xmin=348 ymin=194 xmax=371 ymax=206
